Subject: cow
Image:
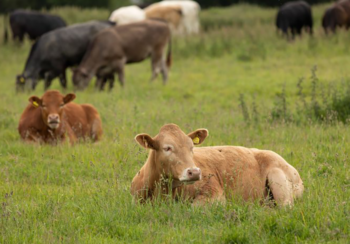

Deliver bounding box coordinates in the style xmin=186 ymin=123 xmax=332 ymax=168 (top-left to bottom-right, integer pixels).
xmin=72 ymin=20 xmax=172 ymax=91
xmin=16 ymin=21 xmax=114 ymax=91
xmin=322 ymin=0 xmax=350 ymax=34
xmin=144 ymin=5 xmax=183 ymax=34
xmin=109 ymin=6 xmax=146 ymax=25
xmin=322 ymin=5 xmax=348 ymax=34
xmin=276 ymin=1 xmax=313 ymax=39
xmin=131 ymin=124 xmax=304 ymax=206
xmin=18 ymin=90 xmax=102 ymax=144
xmin=150 ymin=0 xmax=201 ymax=35
xmin=5 ymin=10 xmax=66 ymax=43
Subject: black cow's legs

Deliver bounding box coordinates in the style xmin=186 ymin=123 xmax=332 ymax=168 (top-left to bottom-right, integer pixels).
xmin=59 ymin=72 xmax=67 ymax=90
xmin=44 ymin=73 xmax=53 ymax=90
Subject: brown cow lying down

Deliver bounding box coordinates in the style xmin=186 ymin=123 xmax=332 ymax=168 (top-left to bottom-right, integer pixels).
xmin=72 ymin=20 xmax=171 ymax=91
xmin=18 ymin=90 xmax=102 ymax=144
xmin=131 ymin=124 xmax=304 ymax=206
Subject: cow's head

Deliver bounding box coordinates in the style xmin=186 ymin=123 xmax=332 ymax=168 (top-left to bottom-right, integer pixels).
xmin=28 ymin=90 xmax=76 ymax=130
xmin=16 ymin=74 xmax=38 ymax=92
xmin=72 ymin=68 xmax=91 ymax=91
xmin=135 ymin=124 xmax=208 ymax=184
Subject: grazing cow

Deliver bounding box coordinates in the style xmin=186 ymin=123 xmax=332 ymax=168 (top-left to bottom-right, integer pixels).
xmin=131 ymin=124 xmax=304 ymax=206
xmin=276 ymin=1 xmax=313 ymax=39
xmin=6 ymin=10 xmax=66 ymax=43
xmin=72 ymin=20 xmax=171 ymax=91
xmin=144 ymin=5 xmax=183 ymax=34
xmin=322 ymin=5 xmax=348 ymax=33
xmin=16 ymin=21 xmax=114 ymax=91
xmin=152 ymin=0 xmax=201 ymax=35
xmin=322 ymin=0 xmax=350 ymax=33
xmin=109 ymin=6 xmax=146 ymax=25
xmin=18 ymin=90 xmax=102 ymax=144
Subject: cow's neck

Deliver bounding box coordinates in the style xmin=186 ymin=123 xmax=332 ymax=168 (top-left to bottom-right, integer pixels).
xmin=142 ymin=150 xmax=182 ymax=197
xmin=143 ymin=150 xmax=162 ymax=191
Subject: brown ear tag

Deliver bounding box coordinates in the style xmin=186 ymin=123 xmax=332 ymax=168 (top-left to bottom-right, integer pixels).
xmin=20 ymin=77 xmax=25 ymax=83
xmin=193 ymin=137 xmax=200 ymax=144
xmin=32 ymin=101 xmax=39 ymax=108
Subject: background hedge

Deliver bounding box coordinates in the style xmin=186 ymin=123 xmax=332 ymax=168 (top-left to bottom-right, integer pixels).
xmin=0 ymin=0 xmax=335 ymax=13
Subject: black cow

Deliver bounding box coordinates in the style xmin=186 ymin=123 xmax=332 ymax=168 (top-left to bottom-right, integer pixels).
xmin=276 ymin=1 xmax=313 ymax=39
xmin=5 ymin=10 xmax=66 ymax=43
xmin=16 ymin=21 xmax=114 ymax=91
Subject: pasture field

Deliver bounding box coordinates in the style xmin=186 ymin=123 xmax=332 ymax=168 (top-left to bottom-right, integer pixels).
xmin=0 ymin=3 xmax=349 ymax=243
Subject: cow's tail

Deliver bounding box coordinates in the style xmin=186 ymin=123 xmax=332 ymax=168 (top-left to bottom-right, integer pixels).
xmin=166 ymin=37 xmax=172 ymax=68
xmin=3 ymin=14 xmax=8 ymax=43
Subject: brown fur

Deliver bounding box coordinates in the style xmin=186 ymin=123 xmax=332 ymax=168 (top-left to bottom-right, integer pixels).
xmin=323 ymin=0 xmax=350 ymax=33
xmin=131 ymin=124 xmax=304 ymax=206
xmin=18 ymin=90 xmax=102 ymax=144
xmin=145 ymin=5 xmax=182 ymax=32
xmin=72 ymin=20 xmax=171 ymax=91
xmin=338 ymin=0 xmax=350 ymax=26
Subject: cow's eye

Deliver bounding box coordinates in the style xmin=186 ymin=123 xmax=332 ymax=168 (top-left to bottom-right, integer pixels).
xmin=60 ymin=104 xmax=64 ymax=108
xmin=163 ymin=147 xmax=172 ymax=152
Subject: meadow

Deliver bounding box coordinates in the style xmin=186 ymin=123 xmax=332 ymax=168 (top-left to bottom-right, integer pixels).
xmin=0 ymin=3 xmax=349 ymax=243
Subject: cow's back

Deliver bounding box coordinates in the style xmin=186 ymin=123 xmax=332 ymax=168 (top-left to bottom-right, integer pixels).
xmin=10 ymin=10 xmax=66 ymax=39
xmin=113 ymin=20 xmax=170 ymax=63
xmin=192 ymin=146 xmax=265 ymax=201
xmin=190 ymin=146 xmax=302 ymax=201
xmin=24 ymin=21 xmax=113 ymax=77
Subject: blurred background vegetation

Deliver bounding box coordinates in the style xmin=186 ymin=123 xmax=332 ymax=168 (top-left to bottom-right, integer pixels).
xmin=0 ymin=0 xmax=335 ymax=13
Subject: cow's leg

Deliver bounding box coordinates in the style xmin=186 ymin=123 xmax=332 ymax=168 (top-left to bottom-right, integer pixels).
xmin=266 ymin=168 xmax=293 ymax=207
xmin=111 ymin=59 xmax=125 ymax=88
xmin=100 ymin=77 xmax=108 ymax=91
xmin=18 ymin=31 xmax=25 ymax=44
xmin=59 ymin=72 xmax=67 ymax=90
xmin=95 ymin=76 xmax=103 ymax=91
xmin=44 ymin=73 xmax=54 ymax=90
xmin=150 ymin=49 xmax=163 ymax=82
xmin=108 ymin=74 xmax=115 ymax=91
xmin=117 ymin=67 xmax=125 ymax=88
xmin=160 ymin=59 xmax=168 ymax=85
xmin=192 ymin=183 xmax=226 ymax=206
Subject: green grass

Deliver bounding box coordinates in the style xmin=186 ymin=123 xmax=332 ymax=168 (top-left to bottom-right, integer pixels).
xmin=0 ymin=3 xmax=349 ymax=243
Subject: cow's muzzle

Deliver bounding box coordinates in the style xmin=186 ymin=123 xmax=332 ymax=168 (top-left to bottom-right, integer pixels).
xmin=179 ymin=167 xmax=201 ymax=183
xmin=47 ymin=114 xmax=60 ymax=129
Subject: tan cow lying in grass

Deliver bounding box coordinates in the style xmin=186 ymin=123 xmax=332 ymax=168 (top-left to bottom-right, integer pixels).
xmin=18 ymin=90 xmax=102 ymax=144
xmin=131 ymin=124 xmax=304 ymax=206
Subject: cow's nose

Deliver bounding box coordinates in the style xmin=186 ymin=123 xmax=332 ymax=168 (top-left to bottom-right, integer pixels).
xmin=187 ymin=167 xmax=201 ymax=181
xmin=48 ymin=114 xmax=59 ymax=121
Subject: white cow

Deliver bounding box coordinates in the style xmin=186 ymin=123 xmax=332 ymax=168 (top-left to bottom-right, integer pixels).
xmin=157 ymin=0 xmax=201 ymax=35
xmin=109 ymin=6 xmax=145 ymax=25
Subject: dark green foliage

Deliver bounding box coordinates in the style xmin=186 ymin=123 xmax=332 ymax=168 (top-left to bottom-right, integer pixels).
xmin=242 ymin=66 xmax=350 ymax=124
xmin=0 ymin=0 xmax=336 ymax=13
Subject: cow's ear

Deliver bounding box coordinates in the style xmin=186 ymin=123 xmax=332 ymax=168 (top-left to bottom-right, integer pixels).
xmin=188 ymin=129 xmax=209 ymax=145
xmin=28 ymin=96 xmax=41 ymax=108
xmin=135 ymin=133 xmax=159 ymax=150
xmin=63 ymin=93 xmax=76 ymax=104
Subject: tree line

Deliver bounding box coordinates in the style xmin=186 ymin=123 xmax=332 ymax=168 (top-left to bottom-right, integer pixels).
xmin=0 ymin=0 xmax=333 ymax=13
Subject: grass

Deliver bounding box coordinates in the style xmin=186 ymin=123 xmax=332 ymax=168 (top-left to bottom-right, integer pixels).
xmin=0 ymin=3 xmax=350 ymax=243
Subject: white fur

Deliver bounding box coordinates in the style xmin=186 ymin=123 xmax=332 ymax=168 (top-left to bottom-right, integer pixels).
xmin=109 ymin=6 xmax=146 ymax=25
xmin=156 ymin=0 xmax=201 ymax=35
